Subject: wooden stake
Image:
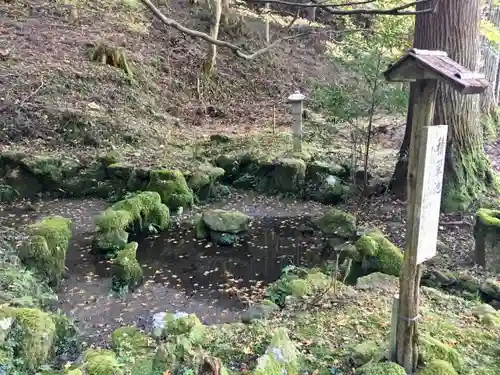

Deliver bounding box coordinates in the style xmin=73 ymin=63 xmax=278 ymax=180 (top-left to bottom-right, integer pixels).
xmin=396 ymin=79 xmax=437 ymax=373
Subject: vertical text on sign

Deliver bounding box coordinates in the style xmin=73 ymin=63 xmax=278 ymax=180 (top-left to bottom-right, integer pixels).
xmin=415 ymin=125 xmax=448 ymax=265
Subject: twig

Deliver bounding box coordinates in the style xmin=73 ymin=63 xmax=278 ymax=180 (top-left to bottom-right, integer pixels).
xmin=142 ymin=0 xmax=371 ymax=60
xmin=245 ymin=0 xmax=433 ymax=15
xmin=18 ymin=78 xmax=45 ymax=107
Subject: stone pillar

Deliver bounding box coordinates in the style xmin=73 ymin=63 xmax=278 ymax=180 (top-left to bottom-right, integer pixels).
xmin=474 ymin=208 xmax=500 ymax=272
xmin=287 ymin=90 xmax=305 ymax=152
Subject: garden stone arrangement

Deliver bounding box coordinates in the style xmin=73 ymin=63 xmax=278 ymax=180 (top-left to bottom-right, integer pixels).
xmin=0 ymin=149 xmax=499 ymax=375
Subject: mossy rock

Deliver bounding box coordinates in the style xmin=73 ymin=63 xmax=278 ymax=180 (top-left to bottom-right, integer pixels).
xmin=84 ymin=349 xmax=123 ymax=375
xmin=193 ymin=213 xmax=209 ymax=240
xmin=254 ymin=327 xmax=299 ymax=375
xmin=147 ymin=169 xmax=193 ymax=211
xmin=240 ymin=299 xmax=280 ymax=323
xmin=357 ymin=361 xmax=406 ymax=375
xmin=163 ymin=312 xmax=204 ymax=337
xmin=111 ymin=242 xmax=143 ymax=292
xmin=355 ymin=231 xmax=403 ymax=277
xmin=267 ymin=158 xmax=307 ymax=194
xmin=94 ymin=191 xmax=170 ymax=253
xmin=316 ymin=209 xmax=356 ymax=238
xmin=480 ymin=278 xmax=500 ymax=300
xmin=51 ymin=313 xmax=82 ymax=360
xmin=20 ymin=215 xmax=72 ymax=286
xmin=61 ymin=162 xmax=111 ymax=198
xmin=349 ymin=340 xmax=386 ymax=367
xmin=418 ymin=360 xmax=457 ymax=375
xmin=419 ymin=335 xmax=461 ymax=371
xmin=22 ymin=156 xmax=80 ymax=187
xmin=470 ymin=303 xmax=500 ymax=327
xmin=110 ymin=326 xmax=152 ymax=356
xmin=0 ymin=184 xmax=19 ymax=203
xmin=3 ymin=307 xmax=57 ymax=372
xmin=3 ymin=167 xmax=43 ymax=198
xmin=187 ymin=164 xmax=225 ymax=199
xmin=356 ymin=272 xmax=399 ymax=293
xmin=202 ymin=209 xmax=252 ymax=233
xmin=476 ymin=208 xmax=500 ymax=226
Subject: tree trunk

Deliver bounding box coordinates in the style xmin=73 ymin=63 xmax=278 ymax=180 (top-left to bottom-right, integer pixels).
xmin=480 ymin=1 xmax=500 ymax=114
xmin=203 ymin=0 xmax=222 ymax=76
xmin=390 ymin=0 xmax=494 ymax=212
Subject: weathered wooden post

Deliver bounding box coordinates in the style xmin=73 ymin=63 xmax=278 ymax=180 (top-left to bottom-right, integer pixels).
xmin=287 ymin=90 xmax=305 ymax=152
xmin=383 ymin=48 xmax=489 ymax=373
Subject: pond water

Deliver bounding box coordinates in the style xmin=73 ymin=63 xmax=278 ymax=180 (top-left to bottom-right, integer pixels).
xmin=0 ymin=193 xmax=330 ymax=345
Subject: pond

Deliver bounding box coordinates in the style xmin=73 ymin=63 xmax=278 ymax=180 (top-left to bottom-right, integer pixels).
xmin=0 ymin=192 xmax=330 ymax=345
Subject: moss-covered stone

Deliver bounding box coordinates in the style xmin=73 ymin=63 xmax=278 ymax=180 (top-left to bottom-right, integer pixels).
xmin=187 ymin=164 xmax=225 ymax=200
xmin=20 ymin=215 xmax=72 ymax=286
xmin=0 ymin=184 xmax=19 ymax=203
xmin=355 ymin=231 xmax=403 ymax=277
xmin=268 ymin=158 xmax=306 ymax=194
xmin=147 ymin=169 xmax=193 ymax=211
xmin=94 ymin=191 xmax=169 ymax=253
xmin=84 ymin=348 xmax=123 ymax=375
xmin=316 ymin=209 xmax=356 ymax=238
xmin=194 ymin=214 xmax=209 ymax=239
xmin=418 ymin=360 xmax=457 ymax=375
xmin=357 ymin=361 xmax=406 ymax=375
xmin=163 ymin=312 xmax=204 ymax=337
xmin=51 ymin=313 xmax=82 ymax=360
xmin=111 ymin=242 xmax=143 ymax=291
xmin=4 ymin=307 xmax=56 ymax=371
xmin=110 ymin=326 xmax=151 ymax=356
xmin=241 ymin=300 xmax=280 ymax=323
xmin=254 ymin=327 xmax=299 ymax=375
xmin=3 ymin=167 xmax=43 ymax=197
xmin=419 ymin=335 xmax=461 ymax=371
xmin=349 ymin=341 xmax=385 ymax=367
xmin=202 ymin=209 xmax=252 ymax=233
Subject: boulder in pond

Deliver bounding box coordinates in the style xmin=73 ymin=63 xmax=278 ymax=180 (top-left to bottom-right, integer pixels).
xmin=147 ymin=169 xmax=194 ymax=211
xmin=195 ymin=209 xmax=252 ymax=246
xmin=111 ymin=242 xmax=143 ymax=292
xmin=316 ymin=209 xmax=356 ymax=239
xmin=93 ymin=191 xmax=170 ymax=253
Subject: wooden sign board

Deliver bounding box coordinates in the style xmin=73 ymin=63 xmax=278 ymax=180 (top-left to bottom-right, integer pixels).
xmin=415 ymin=125 xmax=448 ymax=265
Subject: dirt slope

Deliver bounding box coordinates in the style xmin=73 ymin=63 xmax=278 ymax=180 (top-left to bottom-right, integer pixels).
xmin=0 ymin=0 xmax=339 ymax=153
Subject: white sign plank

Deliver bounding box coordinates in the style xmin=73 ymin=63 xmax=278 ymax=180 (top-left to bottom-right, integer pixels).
xmin=416 ymin=125 xmax=448 ymax=265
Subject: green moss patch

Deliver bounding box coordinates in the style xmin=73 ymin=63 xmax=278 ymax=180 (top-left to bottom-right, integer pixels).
xmin=419 ymin=360 xmax=457 ymax=375
xmin=316 ymin=208 xmax=356 ymax=238
xmin=19 ymin=215 xmax=72 ymax=286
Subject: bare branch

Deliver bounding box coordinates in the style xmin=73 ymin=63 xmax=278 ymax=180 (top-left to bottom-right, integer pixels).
xmin=245 ymin=0 xmax=433 ymax=15
xmin=141 ymin=0 xmax=360 ymax=60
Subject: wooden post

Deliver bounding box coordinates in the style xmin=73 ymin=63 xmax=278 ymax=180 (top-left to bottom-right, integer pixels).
xmin=396 ymin=79 xmax=438 ymax=373
xmin=264 ymin=3 xmax=270 ymax=44
xmin=389 ymin=294 xmax=399 ymax=361
xmin=287 ymin=90 xmax=305 ymax=152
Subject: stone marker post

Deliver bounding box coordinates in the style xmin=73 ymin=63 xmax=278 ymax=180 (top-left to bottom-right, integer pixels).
xmin=287 ymin=90 xmax=305 ymax=152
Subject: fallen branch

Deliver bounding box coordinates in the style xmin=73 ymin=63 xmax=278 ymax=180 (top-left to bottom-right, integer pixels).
xmin=140 ymin=0 xmax=362 ymax=60
xmin=245 ymin=0 xmax=433 ymax=15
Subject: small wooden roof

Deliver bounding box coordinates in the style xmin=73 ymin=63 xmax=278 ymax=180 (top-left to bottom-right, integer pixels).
xmin=384 ymin=48 xmax=489 ymax=95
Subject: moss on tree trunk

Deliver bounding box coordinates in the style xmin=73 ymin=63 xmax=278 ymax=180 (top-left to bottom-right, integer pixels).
xmin=390 ymin=0 xmax=495 ymax=212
